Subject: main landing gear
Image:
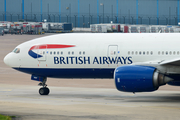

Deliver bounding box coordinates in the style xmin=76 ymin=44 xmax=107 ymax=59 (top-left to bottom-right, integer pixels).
xmin=38 ymin=77 xmax=50 ymax=95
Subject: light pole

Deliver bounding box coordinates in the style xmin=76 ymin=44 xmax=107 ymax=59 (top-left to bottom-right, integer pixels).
xmin=17 ymin=14 xmax=20 ymax=21
xmin=82 ymin=15 xmax=85 ymax=28
xmin=128 ymin=10 xmax=130 ymax=24
xmin=174 ymin=17 xmax=177 ymax=25
xmin=111 ymin=5 xmax=113 ymax=21
xmin=66 ymin=4 xmax=71 ymax=23
xmin=98 ymin=15 xmax=102 ymax=23
xmin=53 ymin=14 xmax=55 ymax=22
xmin=122 ymin=16 xmax=126 ymax=24
xmin=74 ymin=15 xmax=77 ymax=27
xmin=10 ymin=13 xmax=13 ymax=21
xmin=66 ymin=15 xmax=69 ymax=22
xmin=57 ymin=14 xmax=60 ymax=23
xmin=34 ymin=14 xmax=37 ymax=22
xmin=100 ymin=3 xmax=104 ymax=23
xmin=148 ymin=17 xmax=151 ymax=25
xmin=48 ymin=14 xmax=51 ymax=22
xmin=31 ymin=3 xmax=32 ymax=19
xmin=164 ymin=17 xmax=168 ymax=25
xmin=114 ymin=16 xmax=118 ymax=23
xmin=156 ymin=17 xmax=159 ymax=25
xmin=47 ymin=4 xmax=51 ymax=22
xmin=90 ymin=15 xmax=93 ymax=24
xmin=131 ymin=16 xmax=134 ymax=24
xmin=89 ymin=4 xmax=90 ymax=24
xmin=169 ymin=7 xmax=171 ymax=25
xmin=119 ymin=9 xmax=121 ymax=23
xmin=25 ymin=14 xmax=27 ymax=20
xmin=69 ymin=4 xmax=71 ymax=23
xmin=106 ymin=15 xmax=109 ymax=23
xmin=48 ymin=3 xmax=49 ymax=16
xmin=139 ymin=16 xmax=143 ymax=24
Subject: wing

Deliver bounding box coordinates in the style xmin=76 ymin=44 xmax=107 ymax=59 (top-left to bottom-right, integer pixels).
xmin=160 ymin=58 xmax=180 ymax=66
xmin=132 ymin=58 xmax=180 ymax=75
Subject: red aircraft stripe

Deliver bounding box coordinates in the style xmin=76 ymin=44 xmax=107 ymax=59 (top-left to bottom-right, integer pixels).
xmin=29 ymin=44 xmax=75 ymax=51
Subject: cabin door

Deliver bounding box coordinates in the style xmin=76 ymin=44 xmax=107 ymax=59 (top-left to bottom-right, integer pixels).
xmin=108 ymin=45 xmax=118 ymax=65
xmin=37 ymin=45 xmax=47 ymax=61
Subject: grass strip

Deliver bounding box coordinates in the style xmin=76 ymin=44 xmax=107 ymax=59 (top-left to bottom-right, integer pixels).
xmin=0 ymin=114 xmax=12 ymax=120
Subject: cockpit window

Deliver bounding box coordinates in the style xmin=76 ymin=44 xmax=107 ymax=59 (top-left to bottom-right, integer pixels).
xmin=13 ymin=48 xmax=20 ymax=53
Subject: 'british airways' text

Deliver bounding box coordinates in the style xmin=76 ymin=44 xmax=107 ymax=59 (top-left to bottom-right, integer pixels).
xmin=54 ymin=56 xmax=133 ymax=64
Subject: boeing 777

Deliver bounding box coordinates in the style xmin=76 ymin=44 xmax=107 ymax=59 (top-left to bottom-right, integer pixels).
xmin=3 ymin=33 xmax=180 ymax=95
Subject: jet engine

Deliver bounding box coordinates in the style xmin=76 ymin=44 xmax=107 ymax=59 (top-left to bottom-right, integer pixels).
xmin=114 ymin=65 xmax=173 ymax=92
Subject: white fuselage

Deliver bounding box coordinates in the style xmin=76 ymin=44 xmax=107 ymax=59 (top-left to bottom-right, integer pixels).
xmin=4 ymin=33 xmax=180 ymax=78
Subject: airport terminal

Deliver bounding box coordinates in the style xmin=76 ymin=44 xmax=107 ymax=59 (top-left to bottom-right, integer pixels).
xmin=1 ymin=0 xmax=180 ymax=120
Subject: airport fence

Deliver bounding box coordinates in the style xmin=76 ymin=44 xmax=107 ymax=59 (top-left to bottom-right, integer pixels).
xmin=0 ymin=12 xmax=179 ymax=28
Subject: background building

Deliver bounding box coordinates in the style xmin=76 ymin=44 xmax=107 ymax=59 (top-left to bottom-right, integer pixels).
xmin=0 ymin=0 xmax=179 ymax=27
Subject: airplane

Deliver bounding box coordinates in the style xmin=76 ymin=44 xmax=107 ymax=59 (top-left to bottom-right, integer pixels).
xmin=3 ymin=33 xmax=180 ymax=95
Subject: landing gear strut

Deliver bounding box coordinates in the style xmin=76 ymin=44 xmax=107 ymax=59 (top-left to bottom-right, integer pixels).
xmin=38 ymin=77 xmax=50 ymax=95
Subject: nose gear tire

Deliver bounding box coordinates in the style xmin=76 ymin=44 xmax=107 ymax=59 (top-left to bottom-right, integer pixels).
xmin=39 ymin=87 xmax=50 ymax=95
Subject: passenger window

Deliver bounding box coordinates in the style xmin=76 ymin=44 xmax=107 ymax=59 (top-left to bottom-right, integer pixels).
xmin=114 ymin=51 xmax=116 ymax=55
xmin=50 ymin=52 xmax=52 ymax=55
xmin=135 ymin=51 xmax=138 ymax=55
xmin=177 ymin=51 xmax=179 ymax=55
xmin=68 ymin=52 xmax=70 ymax=55
xmin=143 ymin=51 xmax=145 ymax=55
xmin=158 ymin=51 xmax=160 ymax=55
xmin=173 ymin=51 xmax=176 ymax=55
xmin=128 ymin=51 xmax=130 ymax=55
xmin=151 ymin=51 xmax=153 ymax=55
xmin=72 ymin=51 xmax=74 ymax=55
xmin=147 ymin=51 xmax=149 ymax=55
xmin=83 ymin=51 xmax=85 ymax=54
xmin=139 ymin=51 xmax=141 ymax=55
xmin=79 ymin=52 xmax=81 ymax=55
xmin=162 ymin=51 xmax=164 ymax=55
xmin=57 ymin=51 xmax=59 ymax=55
xmin=169 ymin=51 xmax=172 ymax=55
xmin=132 ymin=51 xmax=134 ymax=55
xmin=61 ymin=52 xmax=63 ymax=55
xmin=43 ymin=51 xmax=45 ymax=54
xmin=166 ymin=51 xmax=168 ymax=55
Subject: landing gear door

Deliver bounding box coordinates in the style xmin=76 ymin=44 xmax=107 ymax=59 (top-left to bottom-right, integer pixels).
xmin=108 ymin=45 xmax=118 ymax=65
xmin=37 ymin=45 xmax=47 ymax=61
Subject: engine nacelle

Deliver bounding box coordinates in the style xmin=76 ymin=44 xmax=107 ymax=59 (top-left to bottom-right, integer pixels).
xmin=114 ymin=65 xmax=172 ymax=92
xmin=168 ymin=81 xmax=180 ymax=86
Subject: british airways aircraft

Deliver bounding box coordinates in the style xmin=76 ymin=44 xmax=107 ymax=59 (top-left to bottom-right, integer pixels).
xmin=3 ymin=33 xmax=180 ymax=95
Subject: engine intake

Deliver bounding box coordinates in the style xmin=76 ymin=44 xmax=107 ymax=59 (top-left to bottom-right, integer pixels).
xmin=114 ymin=65 xmax=173 ymax=92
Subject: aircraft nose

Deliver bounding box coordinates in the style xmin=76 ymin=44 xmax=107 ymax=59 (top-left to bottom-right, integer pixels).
xmin=4 ymin=53 xmax=12 ymax=67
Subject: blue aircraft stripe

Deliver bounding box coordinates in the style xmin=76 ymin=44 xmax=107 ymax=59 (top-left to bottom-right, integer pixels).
xmin=13 ymin=68 xmax=115 ymax=78
xmin=28 ymin=50 xmax=43 ymax=58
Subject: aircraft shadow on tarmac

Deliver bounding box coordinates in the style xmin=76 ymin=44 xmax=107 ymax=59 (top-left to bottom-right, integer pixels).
xmin=125 ymin=94 xmax=180 ymax=103
xmin=22 ymin=92 xmax=180 ymax=103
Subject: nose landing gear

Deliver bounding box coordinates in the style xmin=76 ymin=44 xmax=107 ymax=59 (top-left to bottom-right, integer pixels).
xmin=38 ymin=78 xmax=50 ymax=95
